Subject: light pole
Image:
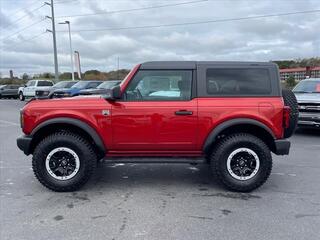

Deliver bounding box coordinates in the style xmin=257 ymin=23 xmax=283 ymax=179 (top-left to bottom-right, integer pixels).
xmin=59 ymin=21 xmax=74 ymax=81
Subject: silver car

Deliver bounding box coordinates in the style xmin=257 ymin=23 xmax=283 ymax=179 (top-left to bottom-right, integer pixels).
xmin=293 ymin=78 xmax=320 ymax=128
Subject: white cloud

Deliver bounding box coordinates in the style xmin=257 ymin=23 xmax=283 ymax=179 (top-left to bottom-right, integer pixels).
xmin=0 ymin=0 xmax=319 ymax=77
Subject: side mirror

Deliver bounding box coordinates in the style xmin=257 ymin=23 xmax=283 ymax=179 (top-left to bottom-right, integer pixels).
xmin=104 ymin=85 xmax=122 ymax=101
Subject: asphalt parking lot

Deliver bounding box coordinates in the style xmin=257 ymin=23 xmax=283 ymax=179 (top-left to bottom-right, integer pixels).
xmin=0 ymin=99 xmax=319 ymax=240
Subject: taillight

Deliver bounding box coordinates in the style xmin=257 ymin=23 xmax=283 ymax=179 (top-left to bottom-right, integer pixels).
xmin=283 ymin=106 xmax=290 ymax=128
xmin=20 ymin=109 xmax=24 ymax=129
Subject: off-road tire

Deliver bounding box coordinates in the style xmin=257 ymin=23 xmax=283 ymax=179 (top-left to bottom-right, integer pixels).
xmin=32 ymin=131 xmax=97 ymax=192
xmin=282 ymin=89 xmax=298 ymax=138
xmin=19 ymin=92 xmax=25 ymax=101
xmin=210 ymin=133 xmax=272 ymax=192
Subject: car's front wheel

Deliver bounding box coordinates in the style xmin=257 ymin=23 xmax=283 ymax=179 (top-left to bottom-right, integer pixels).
xmin=19 ymin=92 xmax=25 ymax=101
xmin=32 ymin=131 xmax=97 ymax=192
xmin=210 ymin=133 xmax=272 ymax=192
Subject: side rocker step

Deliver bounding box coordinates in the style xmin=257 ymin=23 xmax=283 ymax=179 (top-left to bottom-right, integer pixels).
xmin=102 ymin=157 xmax=206 ymax=164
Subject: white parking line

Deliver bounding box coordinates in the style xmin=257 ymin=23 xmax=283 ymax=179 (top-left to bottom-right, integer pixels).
xmin=0 ymin=119 xmax=20 ymax=126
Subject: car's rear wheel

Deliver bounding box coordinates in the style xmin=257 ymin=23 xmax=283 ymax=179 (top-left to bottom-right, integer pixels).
xmin=19 ymin=92 xmax=25 ymax=101
xmin=32 ymin=131 xmax=97 ymax=192
xmin=210 ymin=133 xmax=272 ymax=192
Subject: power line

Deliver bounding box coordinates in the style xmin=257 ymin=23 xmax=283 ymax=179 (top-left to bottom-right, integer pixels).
xmin=55 ymin=0 xmax=208 ymax=18
xmin=23 ymin=31 xmax=47 ymax=42
xmin=3 ymin=3 xmax=46 ymax=30
xmin=1 ymin=18 xmax=46 ymax=41
xmin=57 ymin=9 xmax=320 ymax=33
xmin=9 ymin=0 xmax=41 ymax=17
xmin=0 ymin=32 xmax=47 ymax=49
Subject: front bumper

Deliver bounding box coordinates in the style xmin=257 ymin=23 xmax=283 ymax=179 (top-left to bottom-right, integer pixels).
xmin=17 ymin=135 xmax=32 ymax=155
xmin=298 ymin=112 xmax=320 ymax=127
xmin=274 ymin=139 xmax=290 ymax=155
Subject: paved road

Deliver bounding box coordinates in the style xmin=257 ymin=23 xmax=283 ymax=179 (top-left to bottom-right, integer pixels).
xmin=0 ymin=99 xmax=319 ymax=240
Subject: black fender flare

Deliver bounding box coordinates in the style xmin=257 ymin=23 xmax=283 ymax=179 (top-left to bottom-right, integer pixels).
xmin=202 ymin=118 xmax=275 ymax=153
xmin=31 ymin=117 xmax=106 ymax=154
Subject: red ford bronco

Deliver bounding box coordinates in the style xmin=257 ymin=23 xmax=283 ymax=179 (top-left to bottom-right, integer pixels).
xmin=17 ymin=61 xmax=298 ymax=192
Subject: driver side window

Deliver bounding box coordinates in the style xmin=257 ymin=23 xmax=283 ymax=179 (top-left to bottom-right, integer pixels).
xmin=124 ymin=70 xmax=192 ymax=101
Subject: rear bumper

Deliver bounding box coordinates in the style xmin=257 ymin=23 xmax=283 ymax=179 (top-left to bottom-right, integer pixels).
xmin=298 ymin=112 xmax=320 ymax=128
xmin=17 ymin=135 xmax=32 ymax=155
xmin=274 ymin=139 xmax=290 ymax=155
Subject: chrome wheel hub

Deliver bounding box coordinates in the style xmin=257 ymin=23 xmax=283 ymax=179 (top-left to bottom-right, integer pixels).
xmin=45 ymin=147 xmax=80 ymax=181
xmin=227 ymin=148 xmax=260 ymax=181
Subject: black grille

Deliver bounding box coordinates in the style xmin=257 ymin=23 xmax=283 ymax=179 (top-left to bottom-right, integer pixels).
xmin=298 ymin=103 xmax=320 ymax=113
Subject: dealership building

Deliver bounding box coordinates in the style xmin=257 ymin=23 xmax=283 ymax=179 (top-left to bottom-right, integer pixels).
xmin=279 ymin=66 xmax=320 ymax=82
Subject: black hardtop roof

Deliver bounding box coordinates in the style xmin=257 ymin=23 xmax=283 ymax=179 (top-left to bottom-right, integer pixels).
xmin=140 ymin=61 xmax=277 ymax=70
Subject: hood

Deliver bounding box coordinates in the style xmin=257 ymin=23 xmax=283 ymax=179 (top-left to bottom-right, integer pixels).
xmin=294 ymin=93 xmax=320 ymax=104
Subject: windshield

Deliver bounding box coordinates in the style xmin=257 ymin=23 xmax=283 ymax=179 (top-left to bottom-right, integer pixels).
xmin=293 ymin=80 xmax=320 ymax=93
xmin=71 ymin=81 xmax=88 ymax=89
xmin=54 ymin=81 xmax=76 ymax=88
xmin=98 ymin=81 xmax=120 ymax=89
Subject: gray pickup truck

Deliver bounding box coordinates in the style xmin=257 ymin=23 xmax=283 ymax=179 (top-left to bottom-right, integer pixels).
xmin=293 ymin=78 xmax=320 ymax=128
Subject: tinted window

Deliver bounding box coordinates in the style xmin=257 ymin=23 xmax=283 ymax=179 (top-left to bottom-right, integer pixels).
xmin=66 ymin=81 xmax=78 ymax=88
xmin=54 ymin=81 xmax=77 ymax=88
xmin=71 ymin=81 xmax=87 ymax=89
xmin=98 ymin=81 xmax=121 ymax=89
xmin=125 ymin=70 xmax=192 ymax=101
xmin=206 ymin=68 xmax=271 ymax=95
xmin=38 ymin=81 xmax=53 ymax=86
xmin=87 ymin=82 xmax=102 ymax=89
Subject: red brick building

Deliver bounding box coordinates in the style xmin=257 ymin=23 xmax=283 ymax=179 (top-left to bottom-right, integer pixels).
xmin=279 ymin=66 xmax=320 ymax=82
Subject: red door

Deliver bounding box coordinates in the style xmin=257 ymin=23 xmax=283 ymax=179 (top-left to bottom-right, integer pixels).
xmin=110 ymin=69 xmax=198 ymax=154
xmin=111 ymin=100 xmax=198 ymax=152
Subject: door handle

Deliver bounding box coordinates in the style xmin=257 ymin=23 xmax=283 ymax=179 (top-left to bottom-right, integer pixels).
xmin=175 ymin=110 xmax=193 ymax=115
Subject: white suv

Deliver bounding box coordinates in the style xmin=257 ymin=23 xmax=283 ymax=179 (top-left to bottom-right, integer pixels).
xmin=18 ymin=80 xmax=54 ymax=101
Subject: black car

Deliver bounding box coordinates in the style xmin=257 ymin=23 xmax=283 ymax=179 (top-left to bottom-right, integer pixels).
xmin=35 ymin=80 xmax=78 ymax=99
xmin=293 ymin=78 xmax=320 ymax=128
xmin=0 ymin=85 xmax=21 ymax=99
xmin=79 ymin=80 xmax=121 ymax=95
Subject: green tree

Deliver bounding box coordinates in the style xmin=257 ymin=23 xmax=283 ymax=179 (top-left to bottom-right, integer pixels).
xmin=22 ymin=73 xmax=29 ymax=80
xmin=286 ymin=75 xmax=296 ymax=89
xmin=59 ymin=72 xmax=72 ymax=80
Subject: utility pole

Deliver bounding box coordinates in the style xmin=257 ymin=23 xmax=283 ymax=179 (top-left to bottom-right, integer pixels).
xmin=59 ymin=21 xmax=74 ymax=80
xmin=45 ymin=0 xmax=59 ymax=81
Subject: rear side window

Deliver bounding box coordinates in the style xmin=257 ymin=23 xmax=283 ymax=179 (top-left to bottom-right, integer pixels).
xmin=38 ymin=81 xmax=53 ymax=86
xmin=206 ymin=68 xmax=271 ymax=95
